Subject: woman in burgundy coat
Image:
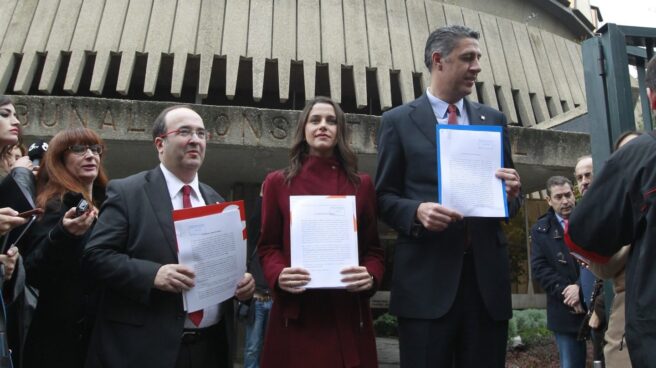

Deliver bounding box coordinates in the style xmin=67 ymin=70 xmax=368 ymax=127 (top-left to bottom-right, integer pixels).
xmin=257 ymin=96 xmax=384 ymax=368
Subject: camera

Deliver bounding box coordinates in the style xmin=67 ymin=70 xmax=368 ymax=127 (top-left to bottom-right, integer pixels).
xmin=75 ymin=199 xmax=90 ymax=217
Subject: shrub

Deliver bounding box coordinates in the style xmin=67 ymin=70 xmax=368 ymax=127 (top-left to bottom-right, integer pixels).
xmin=373 ymin=313 xmax=398 ymax=337
xmin=508 ymin=309 xmax=552 ymax=346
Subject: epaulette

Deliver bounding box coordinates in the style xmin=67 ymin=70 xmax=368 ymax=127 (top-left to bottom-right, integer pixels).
xmin=534 ymin=214 xmax=552 ymax=233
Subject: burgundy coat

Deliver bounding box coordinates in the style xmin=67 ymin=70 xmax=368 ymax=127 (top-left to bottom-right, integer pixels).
xmin=258 ymin=156 xmax=384 ymax=368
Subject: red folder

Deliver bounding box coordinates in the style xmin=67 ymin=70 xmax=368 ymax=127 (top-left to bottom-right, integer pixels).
xmin=172 ymin=200 xmax=247 ymax=240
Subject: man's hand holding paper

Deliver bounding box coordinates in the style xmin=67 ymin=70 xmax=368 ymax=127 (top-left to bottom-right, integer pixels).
xmin=153 ymin=264 xmax=195 ymax=293
xmin=495 ymin=168 xmax=522 ymax=201
xmin=173 ymin=202 xmax=248 ymax=312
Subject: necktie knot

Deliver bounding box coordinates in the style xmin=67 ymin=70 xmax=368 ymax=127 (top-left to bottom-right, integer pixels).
xmin=447 ymin=104 xmax=458 ymax=125
xmin=182 ymin=185 xmax=191 ymax=197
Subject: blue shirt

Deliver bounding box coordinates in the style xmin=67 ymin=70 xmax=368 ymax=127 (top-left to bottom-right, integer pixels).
xmin=426 ymin=88 xmax=470 ymax=125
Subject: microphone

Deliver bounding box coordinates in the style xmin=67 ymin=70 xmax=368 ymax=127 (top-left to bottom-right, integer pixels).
xmin=28 ymin=140 xmax=48 ymax=166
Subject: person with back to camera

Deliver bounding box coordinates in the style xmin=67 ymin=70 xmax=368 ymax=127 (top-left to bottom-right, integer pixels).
xmin=21 ymin=128 xmax=107 ymax=368
xmin=583 ymin=131 xmax=642 ymax=368
xmin=257 ymin=96 xmax=385 ymax=368
xmin=565 ymin=55 xmax=656 ymax=367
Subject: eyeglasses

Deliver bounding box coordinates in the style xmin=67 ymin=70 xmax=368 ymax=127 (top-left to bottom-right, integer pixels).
xmin=67 ymin=144 xmax=103 ymax=156
xmin=159 ymin=127 xmax=208 ymax=140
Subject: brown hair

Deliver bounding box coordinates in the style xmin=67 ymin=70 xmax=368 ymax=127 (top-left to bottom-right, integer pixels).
xmin=283 ymin=96 xmax=359 ymax=185
xmin=0 ymin=95 xmax=12 ymax=108
xmin=613 ymin=130 xmax=642 ymax=152
xmin=546 ymin=176 xmax=573 ymax=196
xmin=2 ymin=140 xmax=26 ymax=158
xmin=0 ymin=95 xmax=15 ymax=157
xmin=36 ymin=128 xmax=109 ymax=209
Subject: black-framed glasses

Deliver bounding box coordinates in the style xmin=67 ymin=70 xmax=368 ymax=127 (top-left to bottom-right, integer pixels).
xmin=67 ymin=144 xmax=103 ymax=156
xmin=158 ymin=127 xmax=208 ymax=140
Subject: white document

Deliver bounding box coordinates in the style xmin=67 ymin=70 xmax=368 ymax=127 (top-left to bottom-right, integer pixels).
xmin=290 ymin=195 xmax=359 ymax=288
xmin=175 ymin=209 xmax=246 ymax=312
xmin=437 ymin=125 xmax=508 ymax=217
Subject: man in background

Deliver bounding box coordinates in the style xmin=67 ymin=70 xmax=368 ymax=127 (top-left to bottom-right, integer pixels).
xmin=531 ymin=176 xmax=586 ymax=368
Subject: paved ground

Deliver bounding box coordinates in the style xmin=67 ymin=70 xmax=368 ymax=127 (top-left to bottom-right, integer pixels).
xmin=377 ymin=337 xmax=401 ymax=367
xmin=234 ymin=337 xmax=400 ymax=367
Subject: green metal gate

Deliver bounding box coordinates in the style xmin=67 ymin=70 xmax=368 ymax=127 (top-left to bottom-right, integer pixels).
xmin=581 ymin=23 xmax=656 ymax=316
xmin=582 ymin=23 xmax=655 ymax=161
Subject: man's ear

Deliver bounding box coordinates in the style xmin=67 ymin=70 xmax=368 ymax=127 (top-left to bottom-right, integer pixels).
xmin=154 ymin=137 xmax=164 ymax=152
xmin=432 ymin=51 xmax=443 ymax=71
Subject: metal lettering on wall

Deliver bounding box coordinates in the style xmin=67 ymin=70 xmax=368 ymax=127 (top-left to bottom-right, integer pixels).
xmin=11 ymin=96 xmax=379 ymax=153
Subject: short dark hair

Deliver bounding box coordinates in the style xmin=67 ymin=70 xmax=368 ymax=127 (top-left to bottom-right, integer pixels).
xmin=424 ymin=25 xmax=480 ymax=70
xmin=647 ymin=55 xmax=656 ymax=92
xmin=614 ymin=130 xmax=642 ymax=151
xmin=152 ymin=105 xmax=194 ymax=140
xmin=546 ymin=176 xmax=573 ymax=196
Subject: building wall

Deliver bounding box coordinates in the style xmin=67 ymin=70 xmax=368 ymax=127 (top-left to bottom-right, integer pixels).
xmin=1 ymin=0 xmax=589 ymax=127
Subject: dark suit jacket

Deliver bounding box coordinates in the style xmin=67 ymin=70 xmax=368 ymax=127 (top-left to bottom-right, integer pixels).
xmin=530 ymin=209 xmax=585 ymax=334
xmin=375 ymin=94 xmax=521 ymax=321
xmin=82 ymin=167 xmax=234 ymax=368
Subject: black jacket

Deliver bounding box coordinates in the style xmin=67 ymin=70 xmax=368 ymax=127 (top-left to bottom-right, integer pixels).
xmin=22 ymin=197 xmax=99 ymax=368
xmin=530 ymin=208 xmax=585 ymax=334
xmin=82 ymin=167 xmax=234 ymax=368
xmin=567 ymin=132 xmax=656 ymax=366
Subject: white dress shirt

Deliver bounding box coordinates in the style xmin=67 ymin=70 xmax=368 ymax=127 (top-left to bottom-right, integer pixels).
xmin=160 ymin=163 xmax=221 ymax=328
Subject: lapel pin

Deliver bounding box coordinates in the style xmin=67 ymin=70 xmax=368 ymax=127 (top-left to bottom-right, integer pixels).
xmin=481 ymin=115 xmax=486 ymax=121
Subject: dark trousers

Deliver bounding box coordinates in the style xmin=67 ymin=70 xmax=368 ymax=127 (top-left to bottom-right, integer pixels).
xmin=591 ymin=327 xmax=605 ymax=363
xmin=175 ymin=319 xmax=229 ymax=368
xmin=398 ymin=254 xmax=508 ymax=368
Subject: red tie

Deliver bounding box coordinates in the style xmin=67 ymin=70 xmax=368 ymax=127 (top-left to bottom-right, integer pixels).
xmin=447 ymin=104 xmax=458 ymax=125
xmin=182 ymin=185 xmax=204 ymax=327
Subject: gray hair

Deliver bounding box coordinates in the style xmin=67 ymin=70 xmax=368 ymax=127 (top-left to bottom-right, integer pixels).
xmin=424 ymin=25 xmax=480 ymax=70
xmin=575 ymin=155 xmax=591 ymax=165
xmin=546 ymin=176 xmax=573 ymax=196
